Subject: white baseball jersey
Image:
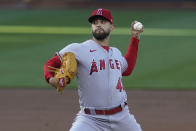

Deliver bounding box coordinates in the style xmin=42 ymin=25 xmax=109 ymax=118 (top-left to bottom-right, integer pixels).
xmin=57 ymin=39 xmax=128 ymax=109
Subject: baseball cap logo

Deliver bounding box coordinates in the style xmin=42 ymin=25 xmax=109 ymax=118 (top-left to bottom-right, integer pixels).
xmin=88 ymin=8 xmax=113 ymax=24
xmin=96 ymin=8 xmax=102 ymax=15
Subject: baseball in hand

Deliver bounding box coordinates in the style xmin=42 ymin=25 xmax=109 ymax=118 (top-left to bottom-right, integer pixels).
xmin=133 ymin=22 xmax=143 ymax=31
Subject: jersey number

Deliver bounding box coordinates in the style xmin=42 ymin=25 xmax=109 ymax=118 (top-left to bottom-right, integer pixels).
xmin=116 ymin=77 xmax=123 ymax=92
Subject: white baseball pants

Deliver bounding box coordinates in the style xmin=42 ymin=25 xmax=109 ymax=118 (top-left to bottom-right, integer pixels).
xmin=69 ymin=106 xmax=142 ymax=131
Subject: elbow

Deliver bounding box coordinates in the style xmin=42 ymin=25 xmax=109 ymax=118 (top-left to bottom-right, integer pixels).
xmin=122 ymin=69 xmax=132 ymax=76
xmin=44 ymin=63 xmax=50 ymax=83
xmin=43 ymin=61 xmax=54 ymax=83
xmin=122 ymin=64 xmax=135 ymax=76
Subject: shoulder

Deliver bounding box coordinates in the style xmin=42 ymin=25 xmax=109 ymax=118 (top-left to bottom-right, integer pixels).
xmin=59 ymin=40 xmax=88 ymax=53
xmin=57 ymin=40 xmax=92 ymax=60
xmin=63 ymin=43 xmax=81 ymax=50
xmin=64 ymin=40 xmax=92 ymax=50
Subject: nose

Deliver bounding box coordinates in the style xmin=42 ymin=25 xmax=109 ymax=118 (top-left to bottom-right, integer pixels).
xmin=96 ymin=25 xmax=101 ymax=29
xmin=96 ymin=21 xmax=102 ymax=27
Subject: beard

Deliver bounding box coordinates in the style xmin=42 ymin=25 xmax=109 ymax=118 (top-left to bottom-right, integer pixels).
xmin=92 ymin=28 xmax=110 ymax=41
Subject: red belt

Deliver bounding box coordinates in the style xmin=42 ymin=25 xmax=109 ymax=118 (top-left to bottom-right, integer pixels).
xmin=84 ymin=102 xmax=127 ymax=115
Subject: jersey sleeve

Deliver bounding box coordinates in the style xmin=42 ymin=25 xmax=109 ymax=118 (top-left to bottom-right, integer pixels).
xmin=44 ymin=55 xmax=61 ymax=83
xmin=122 ymin=37 xmax=139 ymax=76
xmin=56 ymin=43 xmax=80 ymax=61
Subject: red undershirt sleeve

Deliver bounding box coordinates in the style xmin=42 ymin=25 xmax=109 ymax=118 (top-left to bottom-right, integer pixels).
xmin=122 ymin=37 xmax=139 ymax=76
xmin=44 ymin=55 xmax=61 ymax=83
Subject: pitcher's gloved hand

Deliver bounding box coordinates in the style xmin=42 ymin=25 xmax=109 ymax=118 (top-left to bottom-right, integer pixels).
xmin=48 ymin=52 xmax=77 ymax=93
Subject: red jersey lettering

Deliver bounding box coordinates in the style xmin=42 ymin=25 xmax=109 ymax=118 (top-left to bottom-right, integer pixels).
xmin=100 ymin=59 xmax=105 ymax=70
xmin=90 ymin=60 xmax=98 ymax=75
xmin=115 ymin=60 xmax=120 ymax=70
xmin=109 ymin=59 xmax=114 ymax=69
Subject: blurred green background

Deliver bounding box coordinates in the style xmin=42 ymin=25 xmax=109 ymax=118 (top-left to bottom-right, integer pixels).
xmin=0 ymin=8 xmax=196 ymax=89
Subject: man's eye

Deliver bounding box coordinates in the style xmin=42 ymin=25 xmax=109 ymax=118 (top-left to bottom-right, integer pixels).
xmin=93 ymin=21 xmax=98 ymax=24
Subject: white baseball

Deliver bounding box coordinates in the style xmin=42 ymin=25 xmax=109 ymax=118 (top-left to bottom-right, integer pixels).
xmin=133 ymin=22 xmax=143 ymax=31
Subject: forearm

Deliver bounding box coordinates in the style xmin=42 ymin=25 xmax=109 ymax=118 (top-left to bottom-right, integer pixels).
xmin=122 ymin=37 xmax=139 ymax=76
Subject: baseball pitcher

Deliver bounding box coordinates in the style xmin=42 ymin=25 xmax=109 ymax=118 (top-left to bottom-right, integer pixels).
xmin=44 ymin=8 xmax=144 ymax=131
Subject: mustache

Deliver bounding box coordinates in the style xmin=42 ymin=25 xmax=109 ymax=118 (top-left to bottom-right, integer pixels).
xmin=95 ymin=27 xmax=104 ymax=31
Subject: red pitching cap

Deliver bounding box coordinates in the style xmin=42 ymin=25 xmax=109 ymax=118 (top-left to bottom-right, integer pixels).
xmin=88 ymin=8 xmax=113 ymax=24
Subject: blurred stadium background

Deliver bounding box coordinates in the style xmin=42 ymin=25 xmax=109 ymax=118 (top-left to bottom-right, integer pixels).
xmin=0 ymin=0 xmax=195 ymax=89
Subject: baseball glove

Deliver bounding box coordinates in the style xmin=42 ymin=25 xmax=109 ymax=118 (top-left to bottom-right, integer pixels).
xmin=48 ymin=52 xmax=77 ymax=92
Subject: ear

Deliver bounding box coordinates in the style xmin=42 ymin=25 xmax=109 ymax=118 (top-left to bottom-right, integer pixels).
xmin=110 ymin=24 xmax=114 ymax=31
